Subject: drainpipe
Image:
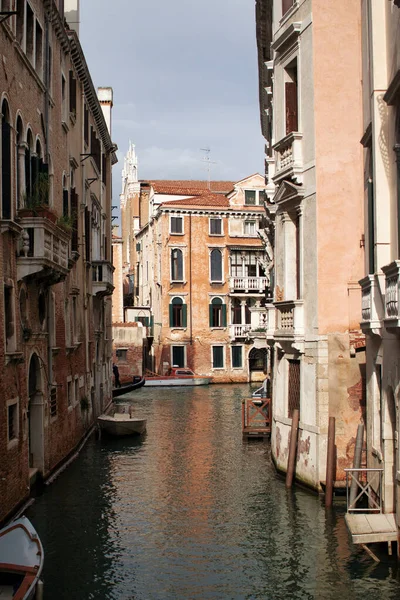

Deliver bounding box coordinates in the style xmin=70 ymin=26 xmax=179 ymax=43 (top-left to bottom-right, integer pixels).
xmin=189 ymin=213 xmax=192 ymax=345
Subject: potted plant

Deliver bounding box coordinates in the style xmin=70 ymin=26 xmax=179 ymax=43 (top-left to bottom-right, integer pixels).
xmin=19 ymin=173 xmax=57 ymax=223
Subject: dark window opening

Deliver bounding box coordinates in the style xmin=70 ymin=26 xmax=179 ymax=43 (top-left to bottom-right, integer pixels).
xmin=212 ymin=346 xmax=224 ymax=369
xmin=210 ymin=248 xmax=222 ymax=282
xmin=232 ymin=346 xmax=243 ymax=368
xmin=1 ymin=103 xmax=12 ymax=219
xmin=171 ymin=248 xmax=183 ymax=281
xmin=170 ymin=216 xmax=183 ymax=234
xmin=210 ymin=218 xmax=222 ymax=234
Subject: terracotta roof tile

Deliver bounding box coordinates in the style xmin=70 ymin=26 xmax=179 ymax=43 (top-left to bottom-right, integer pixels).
xmin=160 ymin=193 xmax=230 ymax=208
xmin=146 ymin=180 xmax=235 ymax=195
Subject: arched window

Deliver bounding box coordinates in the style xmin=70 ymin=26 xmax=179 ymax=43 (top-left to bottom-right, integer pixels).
xmin=210 ymin=248 xmax=222 ymax=282
xmin=169 ymin=297 xmax=187 ymax=328
xmin=171 ymin=248 xmax=183 ymax=281
xmin=25 ymin=129 xmax=33 ymax=204
xmin=16 ymin=115 xmax=24 ymax=209
xmin=1 ymin=100 xmax=12 ymax=219
xmin=209 ymin=297 xmax=226 ymax=328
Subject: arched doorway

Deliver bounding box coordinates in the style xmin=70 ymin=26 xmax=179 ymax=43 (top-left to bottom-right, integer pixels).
xmin=28 ymin=354 xmax=44 ymax=475
xmin=383 ymin=386 xmax=396 ymax=514
xmin=248 ymin=347 xmax=268 ymax=382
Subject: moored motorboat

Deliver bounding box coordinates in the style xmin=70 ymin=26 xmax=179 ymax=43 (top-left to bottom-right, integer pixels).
xmin=98 ymin=404 xmax=147 ymax=436
xmin=112 ymin=375 xmax=145 ymax=398
xmin=145 ymin=367 xmax=210 ymax=387
xmin=0 ymin=517 xmax=44 ymax=600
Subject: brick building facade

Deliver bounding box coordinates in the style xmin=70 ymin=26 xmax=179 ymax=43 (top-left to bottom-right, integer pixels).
xmin=0 ymin=0 xmax=116 ymax=523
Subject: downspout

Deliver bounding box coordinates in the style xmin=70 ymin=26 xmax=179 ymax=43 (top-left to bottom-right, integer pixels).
xmin=189 ymin=213 xmax=193 ymax=345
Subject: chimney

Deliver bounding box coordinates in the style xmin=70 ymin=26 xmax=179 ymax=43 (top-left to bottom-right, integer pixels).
xmin=64 ymin=0 xmax=80 ymax=36
xmin=98 ymin=87 xmax=113 ymax=135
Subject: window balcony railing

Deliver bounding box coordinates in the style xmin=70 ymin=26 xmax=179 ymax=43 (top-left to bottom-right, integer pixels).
xmin=17 ymin=217 xmax=70 ymax=283
xmin=359 ymin=274 xmax=384 ymax=335
xmin=229 ymin=324 xmax=251 ymax=340
xmin=92 ymin=260 xmax=114 ymax=296
xmin=382 ymin=261 xmax=400 ymax=332
xmin=272 ymin=132 xmax=303 ymax=184
xmin=229 ymin=276 xmax=268 ymax=293
xmin=274 ymin=300 xmax=304 ymax=337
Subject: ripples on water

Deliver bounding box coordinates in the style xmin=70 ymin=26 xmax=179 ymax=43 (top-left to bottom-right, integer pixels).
xmin=27 ymin=384 xmax=400 ymax=599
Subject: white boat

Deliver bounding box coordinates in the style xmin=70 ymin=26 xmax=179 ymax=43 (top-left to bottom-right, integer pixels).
xmin=145 ymin=367 xmax=210 ymax=387
xmin=0 ymin=517 xmax=44 ymax=600
xmin=98 ymin=410 xmax=147 ymax=437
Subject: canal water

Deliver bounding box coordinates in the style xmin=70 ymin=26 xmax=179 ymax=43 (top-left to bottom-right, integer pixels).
xmin=27 ymin=384 xmax=400 ymax=599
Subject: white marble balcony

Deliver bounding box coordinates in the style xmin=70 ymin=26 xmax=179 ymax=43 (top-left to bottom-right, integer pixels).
xmin=228 ymin=277 xmax=268 ymax=294
xmin=274 ymin=300 xmax=304 ymax=338
xmin=359 ymin=274 xmax=384 ymax=335
xmin=229 ymin=324 xmax=252 ymax=340
xmin=382 ymin=261 xmax=400 ymax=332
xmin=272 ymin=132 xmax=303 ymax=184
xmin=17 ymin=216 xmax=70 ymax=283
xmin=92 ymin=260 xmax=114 ymax=296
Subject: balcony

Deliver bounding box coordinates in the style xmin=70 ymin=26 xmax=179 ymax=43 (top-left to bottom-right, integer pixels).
xmin=17 ymin=216 xmax=70 ymax=283
xmin=382 ymin=261 xmax=400 ymax=332
xmin=272 ymin=132 xmax=303 ymax=185
xmin=274 ymin=300 xmax=304 ymax=340
xmin=359 ymin=274 xmax=384 ymax=335
xmin=92 ymin=260 xmax=114 ymax=296
xmin=229 ymin=277 xmax=268 ymax=294
xmin=229 ymin=324 xmax=251 ymax=340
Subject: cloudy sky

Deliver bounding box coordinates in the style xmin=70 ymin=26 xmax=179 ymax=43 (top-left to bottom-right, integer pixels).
xmin=80 ymin=0 xmax=264 ymax=197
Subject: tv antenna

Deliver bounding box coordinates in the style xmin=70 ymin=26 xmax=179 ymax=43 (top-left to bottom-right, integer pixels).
xmin=201 ymin=147 xmax=216 ymax=189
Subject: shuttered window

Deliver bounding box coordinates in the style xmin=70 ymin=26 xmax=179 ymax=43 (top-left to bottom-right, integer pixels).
xmin=169 ymin=297 xmax=187 ymax=328
xmin=1 ymin=115 xmax=11 ymax=219
xmin=209 ymin=297 xmax=227 ymax=327
xmin=170 ymin=216 xmax=183 ymax=234
xmin=210 ymin=248 xmax=222 ymax=282
xmin=282 ymin=0 xmax=294 ymax=16
xmin=212 ymin=346 xmax=224 ymax=369
xmin=232 ymin=346 xmax=243 ymax=368
xmin=69 ymin=70 xmax=77 ymax=116
xmin=70 ymin=188 xmax=78 ymax=252
xmin=209 ymin=218 xmax=222 ymax=235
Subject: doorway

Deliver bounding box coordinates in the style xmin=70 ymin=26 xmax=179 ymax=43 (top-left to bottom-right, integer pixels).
xmin=28 ymin=353 xmax=44 ymax=475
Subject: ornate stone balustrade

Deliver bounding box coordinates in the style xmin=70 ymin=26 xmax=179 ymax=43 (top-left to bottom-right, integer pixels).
xmin=382 ymin=261 xmax=400 ymax=332
xmin=229 ymin=277 xmax=268 ymax=293
xmin=274 ymin=300 xmax=304 ymax=338
xmin=272 ymin=132 xmax=303 ymax=184
xmin=359 ymin=274 xmax=384 ymax=335
xmin=92 ymin=260 xmax=114 ymax=296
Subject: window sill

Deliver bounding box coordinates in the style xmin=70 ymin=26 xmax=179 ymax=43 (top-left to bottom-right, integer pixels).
xmin=210 ymin=281 xmax=224 ymax=285
xmin=210 ymin=327 xmax=225 ymax=330
xmin=0 ymin=219 xmax=23 ymax=236
xmin=211 ymin=367 xmax=225 ymax=371
xmin=209 ymin=233 xmax=224 ymax=237
xmin=231 ymin=367 xmax=244 ymax=370
xmin=170 ymin=280 xmax=185 ymax=285
xmin=170 ymin=232 xmax=184 ymax=236
xmin=62 ymin=120 xmax=69 ymax=133
xmin=170 ymin=327 xmax=186 ymax=331
xmin=6 ymin=352 xmax=24 ymax=365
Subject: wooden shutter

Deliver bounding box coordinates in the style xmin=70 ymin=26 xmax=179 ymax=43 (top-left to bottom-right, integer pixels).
xmin=182 ymin=304 xmax=187 ymax=328
xmin=285 ymin=81 xmax=298 ymax=134
xmin=169 ymin=303 xmax=173 ymax=327
xmin=71 ymin=188 xmax=78 ymax=252
xmin=69 ymin=70 xmax=77 ymax=115
xmin=63 ymin=189 xmax=69 ymax=216
xmin=25 ymin=148 xmax=31 ymax=200
xmin=222 ymin=304 xmax=227 ymax=327
xmin=1 ymin=121 xmax=11 ymax=218
xmin=209 ymin=304 xmax=213 ymax=327
xmin=85 ymin=207 xmax=91 ymax=261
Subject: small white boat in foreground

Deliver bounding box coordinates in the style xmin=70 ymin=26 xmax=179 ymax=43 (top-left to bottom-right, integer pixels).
xmin=145 ymin=367 xmax=210 ymax=387
xmin=0 ymin=517 xmax=44 ymax=600
xmin=98 ymin=406 xmax=147 ymax=437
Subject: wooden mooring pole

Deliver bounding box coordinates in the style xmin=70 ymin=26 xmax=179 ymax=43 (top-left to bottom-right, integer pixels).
xmin=325 ymin=417 xmax=335 ymax=508
xmin=286 ymin=409 xmax=299 ymax=488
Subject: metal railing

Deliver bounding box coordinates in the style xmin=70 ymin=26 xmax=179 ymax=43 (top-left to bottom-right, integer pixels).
xmin=344 ymin=468 xmax=383 ymax=513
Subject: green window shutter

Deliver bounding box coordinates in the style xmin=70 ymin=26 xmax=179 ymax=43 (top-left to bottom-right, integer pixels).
xmin=169 ymin=304 xmax=173 ymax=327
xmin=209 ymin=304 xmax=213 ymax=327
xmin=136 ymin=243 xmax=141 ymax=252
xmin=182 ymin=304 xmax=187 ymax=328
xmin=222 ymin=304 xmax=227 ymax=327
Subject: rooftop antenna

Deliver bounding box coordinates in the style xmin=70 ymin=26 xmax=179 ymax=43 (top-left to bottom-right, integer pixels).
xmin=201 ymin=147 xmax=216 ymax=190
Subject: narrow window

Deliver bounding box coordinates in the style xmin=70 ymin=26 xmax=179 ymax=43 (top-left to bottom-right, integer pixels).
xmin=245 ymin=190 xmax=256 ymax=205
xmin=244 ymin=220 xmax=256 ymax=236
xmin=210 ymin=248 xmax=222 ymax=282
xmin=171 ymin=248 xmax=183 ymax=281
xmin=70 ymin=187 xmax=78 ymax=252
xmin=172 ymin=346 xmax=185 ymax=367
xmin=282 ymin=0 xmax=294 ymax=17
xmin=210 ymin=218 xmax=222 ymax=235
xmin=84 ymin=105 xmax=89 ymax=145
xmin=16 ymin=0 xmax=25 ymax=47
xmin=285 ymin=62 xmax=298 ymax=134
xmin=8 ymin=402 xmax=18 ymax=442
xmin=232 ymin=346 xmax=243 ymax=368
xmin=1 ymin=101 xmax=12 ymax=219
xmin=170 ymin=216 xmax=183 ymax=234
xmin=35 ymin=20 xmax=43 ymax=78
xmin=67 ymin=379 xmax=72 ymax=407
xmin=212 ymin=346 xmax=224 ymax=369
xmin=50 ymin=387 xmax=57 ymax=417
xmin=61 ymin=74 xmax=66 ymax=122
xmin=26 ymin=2 xmax=34 ymax=63
xmin=74 ymin=378 xmax=79 ymax=406
xmin=69 ymin=70 xmax=77 ymax=116
xmin=4 ymin=285 xmax=15 ymax=352
xmin=288 ymin=359 xmax=300 ymax=418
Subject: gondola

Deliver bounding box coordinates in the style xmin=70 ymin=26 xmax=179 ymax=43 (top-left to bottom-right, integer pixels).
xmin=112 ymin=375 xmax=145 ymax=398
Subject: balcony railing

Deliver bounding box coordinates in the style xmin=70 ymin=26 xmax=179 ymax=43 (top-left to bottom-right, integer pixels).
xmin=274 ymin=300 xmax=304 ymax=337
xmin=229 ymin=277 xmax=268 ymax=293
xmin=92 ymin=260 xmax=114 ymax=296
xmin=272 ymin=132 xmax=303 ymax=184
xmin=17 ymin=217 xmax=70 ymax=283
xmin=382 ymin=261 xmax=400 ymax=331
xmin=359 ymin=274 xmax=384 ymax=334
xmin=229 ymin=324 xmax=251 ymax=340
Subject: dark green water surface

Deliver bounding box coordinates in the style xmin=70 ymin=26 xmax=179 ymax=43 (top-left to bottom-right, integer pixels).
xmin=26 ymin=384 xmax=400 ymax=599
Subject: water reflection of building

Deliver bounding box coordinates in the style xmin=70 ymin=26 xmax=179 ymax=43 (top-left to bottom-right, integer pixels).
xmin=0 ymin=1 xmax=116 ymax=523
